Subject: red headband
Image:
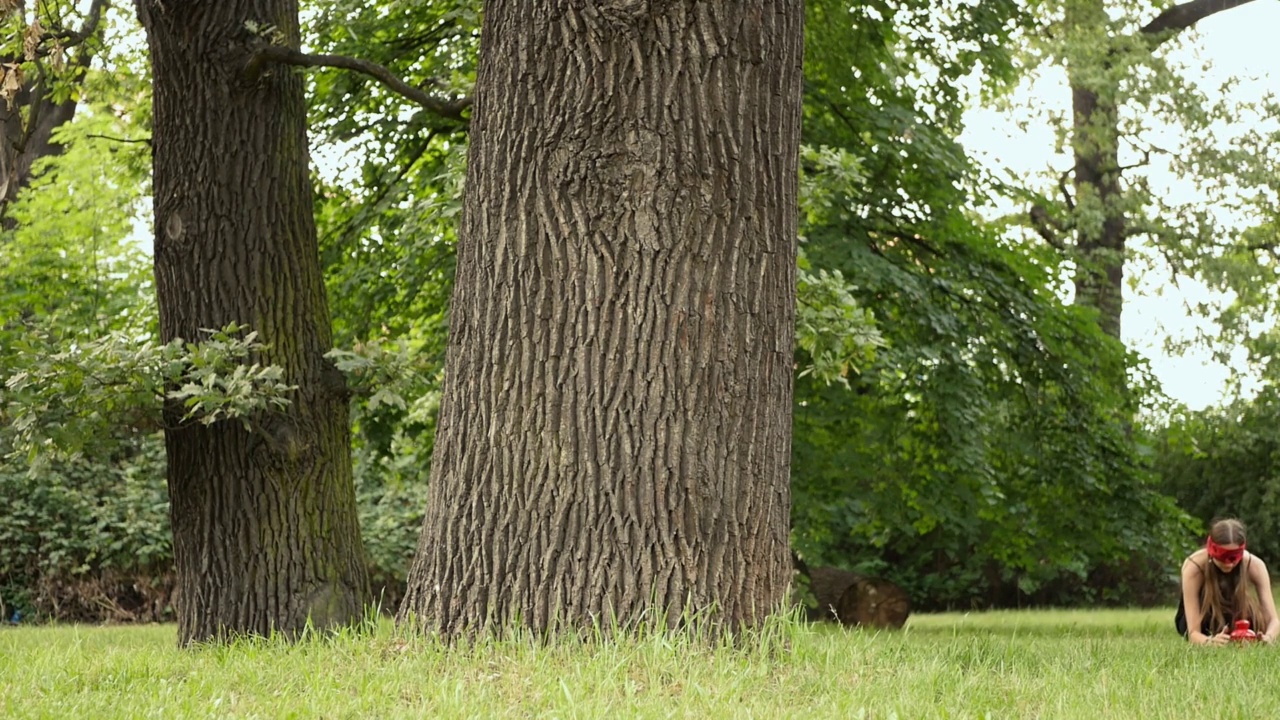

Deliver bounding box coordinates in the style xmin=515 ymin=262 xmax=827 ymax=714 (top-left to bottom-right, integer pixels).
xmin=1207 ymin=536 xmax=1245 ymax=564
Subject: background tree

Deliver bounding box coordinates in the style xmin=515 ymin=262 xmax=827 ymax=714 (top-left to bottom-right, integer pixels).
xmin=0 ymin=0 xmax=110 ymax=223
xmin=1024 ymin=0 xmax=1272 ymax=343
xmin=134 ymin=0 xmax=371 ymax=644
xmin=398 ymin=0 xmax=806 ymax=637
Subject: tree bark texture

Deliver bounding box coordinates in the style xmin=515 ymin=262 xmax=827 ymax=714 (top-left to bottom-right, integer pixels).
xmin=399 ymin=0 xmax=804 ymax=637
xmin=136 ymin=0 xmax=369 ymax=644
xmin=805 ymin=566 xmax=911 ymax=629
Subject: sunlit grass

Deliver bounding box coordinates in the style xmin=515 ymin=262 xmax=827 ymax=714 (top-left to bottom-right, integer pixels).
xmin=1 ymin=606 xmax=1274 ymax=718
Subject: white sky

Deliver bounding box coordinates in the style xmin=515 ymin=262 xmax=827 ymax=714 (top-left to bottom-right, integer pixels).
xmin=959 ymin=1 xmax=1280 ymax=410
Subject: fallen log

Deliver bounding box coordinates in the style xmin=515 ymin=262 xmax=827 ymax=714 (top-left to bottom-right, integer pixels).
xmin=806 ymin=565 xmax=911 ymax=629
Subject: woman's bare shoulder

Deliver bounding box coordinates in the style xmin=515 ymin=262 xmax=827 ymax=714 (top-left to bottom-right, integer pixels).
xmin=1183 ymin=549 xmax=1208 ymax=571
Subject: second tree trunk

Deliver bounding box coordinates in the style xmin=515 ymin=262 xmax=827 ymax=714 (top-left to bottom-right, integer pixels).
xmin=399 ymin=0 xmax=805 ymax=637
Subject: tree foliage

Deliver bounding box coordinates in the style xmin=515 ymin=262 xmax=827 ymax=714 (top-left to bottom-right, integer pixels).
xmin=1151 ymin=387 xmax=1280 ymax=564
xmin=790 ymin=0 xmax=1192 ymax=608
xmin=1005 ymin=0 xmax=1277 ymax=348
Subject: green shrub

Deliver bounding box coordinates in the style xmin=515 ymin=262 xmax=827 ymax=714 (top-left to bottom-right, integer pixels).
xmin=1151 ymin=389 xmax=1280 ymax=562
xmin=0 ymin=429 xmax=435 ymax=623
xmin=0 ymin=434 xmax=173 ymax=622
xmin=353 ymin=441 xmax=430 ymax=613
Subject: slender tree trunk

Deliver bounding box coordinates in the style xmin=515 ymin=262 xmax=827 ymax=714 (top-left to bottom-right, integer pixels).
xmin=1070 ymin=81 xmax=1126 ymax=340
xmin=136 ymin=0 xmax=369 ymax=645
xmin=1062 ymin=0 xmax=1262 ymax=342
xmin=399 ymin=0 xmax=804 ymax=638
xmin=1064 ymin=0 xmax=1126 ymax=341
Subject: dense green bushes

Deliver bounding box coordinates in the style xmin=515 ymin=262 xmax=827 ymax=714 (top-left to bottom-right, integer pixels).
xmin=787 ymin=0 xmax=1194 ymax=607
xmin=1151 ymin=388 xmax=1280 ymax=563
xmin=0 ymin=437 xmax=432 ymax=623
xmin=351 ymin=438 xmax=431 ymax=613
xmin=0 ymin=436 xmax=170 ymax=622
xmin=789 ymin=313 xmax=1194 ymax=611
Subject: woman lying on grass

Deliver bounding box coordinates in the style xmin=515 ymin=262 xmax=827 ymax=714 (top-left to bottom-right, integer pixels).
xmin=1176 ymin=518 xmax=1280 ymax=645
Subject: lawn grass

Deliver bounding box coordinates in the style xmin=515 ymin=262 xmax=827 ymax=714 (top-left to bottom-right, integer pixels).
xmin=1 ymin=607 xmax=1273 ymax=718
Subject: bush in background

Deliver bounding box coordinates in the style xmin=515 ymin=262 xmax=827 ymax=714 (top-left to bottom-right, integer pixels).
xmin=0 ymin=435 xmax=171 ymax=623
xmin=1151 ymin=388 xmax=1280 ymax=562
xmin=0 ymin=432 xmax=433 ymax=624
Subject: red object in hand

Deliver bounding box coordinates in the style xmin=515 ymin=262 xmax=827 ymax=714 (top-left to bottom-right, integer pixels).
xmin=1230 ymin=619 xmax=1259 ymax=642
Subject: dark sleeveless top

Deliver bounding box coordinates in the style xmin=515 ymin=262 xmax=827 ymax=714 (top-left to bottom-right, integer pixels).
xmin=1174 ymin=556 xmax=1251 ymax=639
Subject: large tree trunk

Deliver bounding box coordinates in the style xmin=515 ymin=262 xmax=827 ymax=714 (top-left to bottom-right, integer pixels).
xmin=399 ymin=0 xmax=804 ymax=638
xmin=136 ymin=0 xmax=370 ymax=645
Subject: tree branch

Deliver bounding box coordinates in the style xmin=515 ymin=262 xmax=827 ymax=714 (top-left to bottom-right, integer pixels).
xmin=84 ymin=132 xmax=151 ymax=146
xmin=1154 ymin=240 xmax=1188 ymax=281
xmin=1030 ymin=204 xmax=1067 ymax=250
xmin=1134 ymin=140 xmax=1176 ymax=157
xmin=869 ymin=226 xmax=943 ymax=258
xmin=321 ymin=130 xmax=438 ymax=255
xmin=1244 ymin=239 xmax=1278 ymax=254
xmin=43 ymin=0 xmax=108 ymax=51
xmin=1140 ymin=0 xmax=1260 ymax=47
xmin=1116 ymin=148 xmax=1152 ymax=174
xmin=246 ymin=45 xmax=471 ymax=122
xmin=1058 ymin=170 xmax=1075 ymax=212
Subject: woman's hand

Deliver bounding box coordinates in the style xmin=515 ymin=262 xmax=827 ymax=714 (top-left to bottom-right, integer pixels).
xmin=1204 ymin=627 xmax=1232 ymax=646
